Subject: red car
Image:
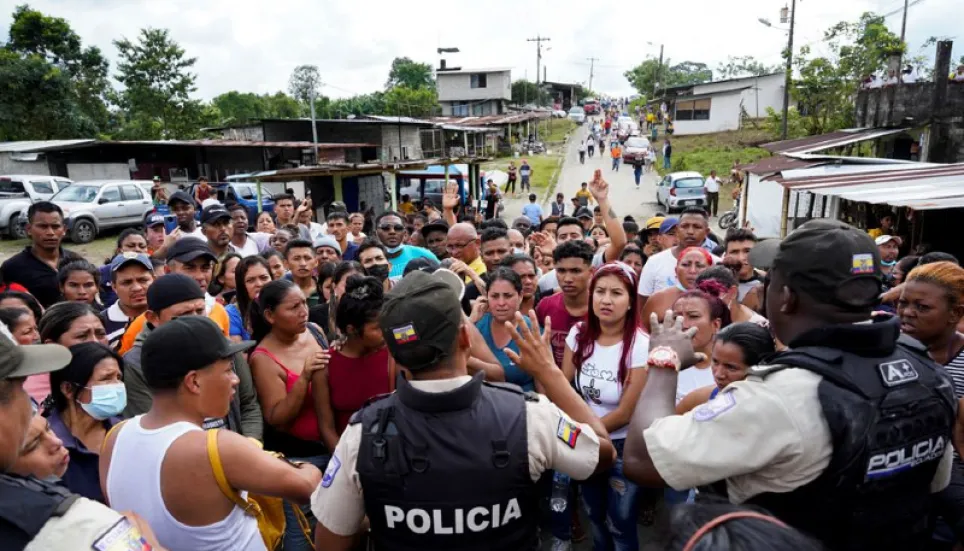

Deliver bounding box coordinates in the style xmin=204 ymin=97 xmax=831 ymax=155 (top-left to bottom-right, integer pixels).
xmin=583 ymin=101 xmax=599 ymax=115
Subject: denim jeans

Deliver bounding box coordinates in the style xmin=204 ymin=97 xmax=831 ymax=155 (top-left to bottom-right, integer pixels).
xmin=283 ymin=454 xmax=330 ymax=551
xmin=611 ymin=158 xmax=620 ymax=171
xmin=580 ymin=439 xmax=641 ymax=551
xmin=634 ymin=167 xmax=642 ymax=185
xmin=663 ymin=156 xmax=671 ymax=170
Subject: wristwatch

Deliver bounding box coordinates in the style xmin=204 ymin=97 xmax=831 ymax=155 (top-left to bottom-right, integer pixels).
xmin=647 ymin=346 xmax=681 ymax=372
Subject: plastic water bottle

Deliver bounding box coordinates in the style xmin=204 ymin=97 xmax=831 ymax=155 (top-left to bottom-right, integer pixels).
xmin=550 ymin=471 xmax=569 ymax=512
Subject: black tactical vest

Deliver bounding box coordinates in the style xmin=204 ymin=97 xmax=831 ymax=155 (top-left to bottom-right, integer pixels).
xmin=354 ymin=372 xmax=540 ymax=551
xmin=0 ymin=473 xmax=80 ymax=550
xmin=748 ymin=321 xmax=956 ymax=551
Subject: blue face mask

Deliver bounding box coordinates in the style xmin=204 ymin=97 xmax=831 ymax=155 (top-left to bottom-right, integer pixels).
xmin=79 ymin=383 xmax=127 ymax=420
xmin=881 ymin=259 xmax=897 ymax=267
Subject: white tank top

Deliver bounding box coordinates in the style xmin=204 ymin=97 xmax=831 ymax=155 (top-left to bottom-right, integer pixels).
xmin=106 ymin=416 xmax=266 ymax=551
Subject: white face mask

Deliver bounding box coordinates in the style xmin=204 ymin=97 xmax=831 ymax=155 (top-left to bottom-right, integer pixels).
xmin=513 ymin=247 xmax=525 ymax=255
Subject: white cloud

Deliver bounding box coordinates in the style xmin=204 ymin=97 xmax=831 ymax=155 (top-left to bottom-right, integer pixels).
xmin=2 ymin=0 xmax=958 ymax=101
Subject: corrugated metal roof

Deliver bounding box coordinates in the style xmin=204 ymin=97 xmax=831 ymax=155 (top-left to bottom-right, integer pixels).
xmin=429 ymin=111 xmax=551 ymax=126
xmin=240 ymin=157 xmax=489 ymax=181
xmin=771 ymin=162 xmax=964 ymax=210
xmin=665 ymin=72 xmax=783 ymax=92
xmin=357 ymin=115 xmax=435 ymax=125
xmin=737 ymin=156 xmax=823 ymax=175
xmin=761 ymin=128 xmax=908 ymax=154
xmin=0 ymin=139 xmax=95 ymax=153
xmin=4 ymin=139 xmax=377 ymax=152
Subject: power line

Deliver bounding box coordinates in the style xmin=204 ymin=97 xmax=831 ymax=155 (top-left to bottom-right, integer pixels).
xmin=526 ymin=35 xmax=551 ymax=85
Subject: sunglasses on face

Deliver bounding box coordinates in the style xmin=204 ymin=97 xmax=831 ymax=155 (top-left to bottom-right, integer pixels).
xmin=379 ymin=224 xmax=405 ymax=232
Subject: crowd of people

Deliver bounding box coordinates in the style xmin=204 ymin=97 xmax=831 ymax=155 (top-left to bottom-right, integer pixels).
xmin=1 ymin=164 xmax=963 ymax=551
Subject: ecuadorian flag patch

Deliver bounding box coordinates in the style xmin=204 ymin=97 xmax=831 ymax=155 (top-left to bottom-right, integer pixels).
xmin=392 ymin=324 xmax=418 ymax=344
xmin=556 ymin=418 xmax=581 ymax=449
xmin=852 ymin=253 xmax=875 ymax=274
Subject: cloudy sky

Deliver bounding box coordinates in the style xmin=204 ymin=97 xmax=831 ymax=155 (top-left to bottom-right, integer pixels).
xmin=1 ymin=0 xmax=959 ymax=100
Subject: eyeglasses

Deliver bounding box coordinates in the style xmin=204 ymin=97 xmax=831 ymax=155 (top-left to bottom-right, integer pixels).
xmin=379 ymin=224 xmax=405 ymax=232
xmin=446 ymin=241 xmax=472 ymax=252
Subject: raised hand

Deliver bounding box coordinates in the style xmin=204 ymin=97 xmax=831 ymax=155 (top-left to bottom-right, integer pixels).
xmin=442 ymin=180 xmax=460 ymax=211
xmin=647 ymin=311 xmax=706 ymax=371
xmin=503 ymin=311 xmax=556 ymax=378
xmin=589 ymin=169 xmax=609 ymax=202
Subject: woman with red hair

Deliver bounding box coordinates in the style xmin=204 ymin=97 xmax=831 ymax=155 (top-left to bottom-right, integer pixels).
xmin=561 ymin=262 xmax=649 ymax=551
xmin=640 ymin=246 xmax=714 ymax=329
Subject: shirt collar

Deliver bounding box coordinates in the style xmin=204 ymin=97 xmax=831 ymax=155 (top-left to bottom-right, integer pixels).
xmin=105 ymin=302 xmax=129 ymax=322
xmin=408 ymin=375 xmax=473 ymax=393
xmin=47 ymin=409 xmax=120 ymax=455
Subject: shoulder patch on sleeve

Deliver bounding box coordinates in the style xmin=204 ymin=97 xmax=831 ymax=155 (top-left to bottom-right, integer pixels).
xmin=556 ymin=417 xmax=581 ymax=448
xmin=692 ymin=391 xmax=737 ymax=422
xmin=321 ymin=455 xmax=342 ymax=488
xmin=91 ymin=517 xmax=152 ymax=551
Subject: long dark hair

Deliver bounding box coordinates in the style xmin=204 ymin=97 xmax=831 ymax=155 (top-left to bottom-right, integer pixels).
xmin=572 ymin=262 xmax=640 ymax=386
xmin=249 ymin=279 xmax=299 ymax=344
xmin=235 ymin=255 xmax=271 ymax=334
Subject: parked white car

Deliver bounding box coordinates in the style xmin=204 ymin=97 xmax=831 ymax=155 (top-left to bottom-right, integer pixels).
xmin=0 ymin=175 xmax=73 ymax=238
xmin=50 ymin=180 xmax=155 ymax=243
xmin=656 ymin=171 xmax=708 ymax=213
xmin=568 ymin=106 xmax=586 ymax=124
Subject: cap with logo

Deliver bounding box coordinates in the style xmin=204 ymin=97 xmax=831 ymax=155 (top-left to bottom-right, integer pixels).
xmin=380 ymin=271 xmax=464 ymax=371
xmin=147 ymin=273 xmax=204 ymax=313
xmin=109 ymin=252 xmax=154 ymax=274
xmin=145 ymin=213 xmax=167 ymax=228
xmin=0 ymin=334 xmax=71 ymax=381
xmin=200 ymin=204 xmax=232 ymax=225
xmin=645 ymin=216 xmax=665 ymax=231
xmin=659 ymin=217 xmax=679 ymax=234
xmin=142 ymin=316 xmax=254 ymax=388
xmin=875 ymin=235 xmax=903 ymax=247
xmin=167 ymin=191 xmax=196 ymax=208
xmin=165 ymin=237 xmax=217 ymax=264
xmin=772 ymin=219 xmax=882 ymax=311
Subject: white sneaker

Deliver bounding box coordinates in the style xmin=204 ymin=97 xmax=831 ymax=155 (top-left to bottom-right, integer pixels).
xmin=550 ymin=538 xmax=572 ymax=551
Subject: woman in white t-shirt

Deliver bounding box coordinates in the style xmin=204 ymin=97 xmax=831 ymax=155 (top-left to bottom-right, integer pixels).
xmin=562 ymin=262 xmax=649 ymax=551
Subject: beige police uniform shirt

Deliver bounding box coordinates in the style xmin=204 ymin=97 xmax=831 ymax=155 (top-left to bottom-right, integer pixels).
xmin=25 ymin=497 xmax=141 ymax=551
xmin=644 ymin=366 xmax=953 ymax=504
xmin=311 ymin=375 xmax=601 ymax=537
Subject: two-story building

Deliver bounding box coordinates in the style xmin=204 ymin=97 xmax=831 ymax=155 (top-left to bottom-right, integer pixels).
xmin=436 ymin=67 xmax=512 ymax=117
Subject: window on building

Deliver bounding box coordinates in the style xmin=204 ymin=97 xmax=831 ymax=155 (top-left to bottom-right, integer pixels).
xmin=675 ymin=98 xmax=712 ymax=121
xmin=452 ymin=101 xmax=469 ymax=116
xmin=471 ymin=74 xmax=488 ymax=88
xmin=471 ymin=102 xmax=493 ymax=116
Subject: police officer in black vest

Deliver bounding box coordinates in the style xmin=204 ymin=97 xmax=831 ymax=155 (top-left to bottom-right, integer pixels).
xmin=311 ymin=269 xmax=616 ymax=550
xmin=623 ymin=219 xmax=956 ymax=551
xmin=0 ymin=332 xmax=167 ymax=550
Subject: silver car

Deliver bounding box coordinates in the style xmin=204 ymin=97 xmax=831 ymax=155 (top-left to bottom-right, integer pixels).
xmin=50 ymin=180 xmax=155 ymax=243
xmin=656 ymin=171 xmax=707 ymax=213
xmin=0 ymin=175 xmax=73 ymax=238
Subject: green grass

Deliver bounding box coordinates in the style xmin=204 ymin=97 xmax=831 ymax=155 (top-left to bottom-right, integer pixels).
xmin=481 ymin=153 xmax=563 ymax=193
xmin=541 ymin=118 xmax=576 ymax=144
xmin=655 ymin=128 xmax=775 ymax=210
xmin=0 ymin=234 xmax=118 ymax=265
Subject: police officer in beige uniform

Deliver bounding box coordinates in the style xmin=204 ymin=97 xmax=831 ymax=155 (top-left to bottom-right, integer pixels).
xmin=311 ymin=270 xmax=616 ymax=550
xmin=0 ymin=332 xmax=166 ymax=550
xmin=624 ymin=220 xmax=956 ymax=551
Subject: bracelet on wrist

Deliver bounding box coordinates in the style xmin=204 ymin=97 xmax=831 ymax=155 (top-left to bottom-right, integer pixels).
xmin=646 ymin=346 xmax=681 ymax=372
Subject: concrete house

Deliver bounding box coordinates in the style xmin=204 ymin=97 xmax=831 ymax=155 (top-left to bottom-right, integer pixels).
xmin=436 ymin=68 xmax=512 ymax=117
xmin=664 ymin=72 xmax=788 ymax=135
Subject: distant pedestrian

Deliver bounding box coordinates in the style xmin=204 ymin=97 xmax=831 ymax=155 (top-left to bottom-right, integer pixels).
xmin=552 ymin=192 xmax=566 ymax=217
xmin=587 ymin=137 xmax=596 ymax=158
xmin=484 ymin=180 xmax=500 ymax=220
xmin=646 ymin=147 xmax=656 ymax=173
xmin=663 ymin=139 xmax=673 ymax=170
xmin=632 ymin=155 xmax=644 ymax=188
xmin=519 ymin=160 xmax=532 ymax=192
xmin=610 ymin=143 xmax=622 ymax=172
xmin=521 ymin=194 xmax=544 ymax=225
xmin=704 ymin=169 xmax=722 ymax=217
xmin=505 ymin=162 xmax=517 ymax=195
xmin=578 ymin=140 xmax=586 ymax=164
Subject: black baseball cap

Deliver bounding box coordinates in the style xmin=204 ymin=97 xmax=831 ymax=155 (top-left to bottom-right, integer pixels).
xmin=147 ymin=273 xmax=204 ymax=313
xmin=142 ymin=316 xmax=254 ymax=388
xmin=771 ymin=219 xmax=882 ymax=311
xmin=167 ymin=191 xmax=196 ymax=208
xmin=0 ymin=334 xmax=70 ymax=381
xmin=200 ymin=204 xmax=231 ymax=225
xmin=166 ymin=237 xmax=217 ymax=263
xmin=574 ymin=207 xmax=593 ymax=220
xmin=145 ymin=213 xmax=166 ymax=228
xmin=380 ymin=271 xmax=463 ymax=371
xmin=420 ymin=220 xmax=449 ymax=237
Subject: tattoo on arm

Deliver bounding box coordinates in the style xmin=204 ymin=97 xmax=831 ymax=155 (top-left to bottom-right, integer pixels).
xmin=608 ymin=207 xmax=617 ymax=219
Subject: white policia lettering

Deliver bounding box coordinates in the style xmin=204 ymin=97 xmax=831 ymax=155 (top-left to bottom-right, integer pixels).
xmin=384 ymin=498 xmax=523 ymax=534
xmin=866 ymin=436 xmax=945 ymax=479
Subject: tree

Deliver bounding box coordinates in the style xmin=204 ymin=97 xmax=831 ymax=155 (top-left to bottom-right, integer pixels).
xmin=511 ymin=79 xmax=551 ymax=106
xmin=384 ymin=86 xmax=438 ymax=117
xmin=5 ymin=4 xmax=112 ymax=134
xmin=0 ymin=49 xmax=93 ymax=140
xmin=717 ymin=55 xmax=781 ymax=79
xmin=288 ymin=64 xmax=321 ymax=105
xmin=385 ymin=57 xmax=433 ymax=90
xmin=789 ymin=12 xmax=903 ymax=135
xmin=211 ymin=91 xmax=305 ymax=124
xmin=623 ymin=58 xmax=712 ymax=96
xmin=113 ymin=28 xmax=212 ymax=139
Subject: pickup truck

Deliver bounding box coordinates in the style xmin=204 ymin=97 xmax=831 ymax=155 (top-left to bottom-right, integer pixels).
xmin=0 ymin=175 xmax=73 ymax=238
xmin=185 ymin=181 xmax=275 ymax=226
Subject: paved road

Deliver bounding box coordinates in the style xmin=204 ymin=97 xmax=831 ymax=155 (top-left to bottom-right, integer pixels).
xmin=503 ymin=122 xmax=663 ymax=225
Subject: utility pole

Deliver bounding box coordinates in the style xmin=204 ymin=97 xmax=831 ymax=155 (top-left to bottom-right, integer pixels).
xmin=654 ymin=45 xmax=664 ymax=98
xmin=527 ymin=35 xmax=551 ymax=85
xmin=586 ymin=57 xmax=599 ymax=92
xmin=898 ymin=0 xmax=910 ymax=70
xmin=308 ymin=86 xmax=319 ymax=163
xmin=781 ymin=0 xmax=796 ymax=140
